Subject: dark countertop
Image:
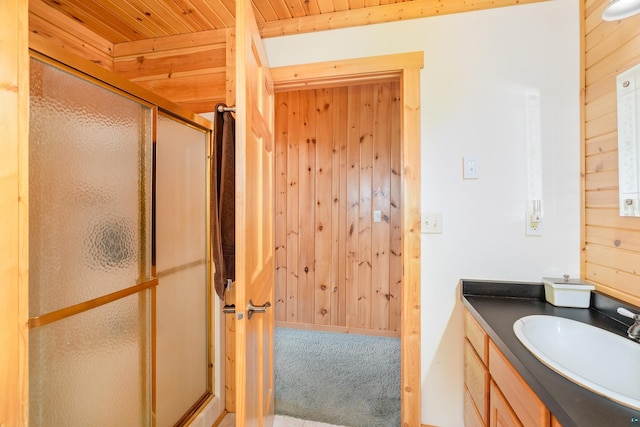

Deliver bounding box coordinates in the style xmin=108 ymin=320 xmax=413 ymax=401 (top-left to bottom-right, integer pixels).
xmin=461 ymin=279 xmax=640 ymax=427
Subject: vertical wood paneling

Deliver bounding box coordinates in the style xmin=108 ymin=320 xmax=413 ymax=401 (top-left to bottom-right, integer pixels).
xmin=358 ymin=85 xmax=374 ymax=329
xmin=335 ymin=87 xmax=349 ymax=326
xmin=371 ymin=83 xmax=391 ymax=331
xmin=583 ymin=0 xmax=640 ymax=307
xmin=286 ymin=91 xmax=300 ymax=322
xmin=298 ymin=90 xmax=316 ymax=324
xmin=346 ymin=86 xmax=362 ymax=328
xmin=274 ymin=82 xmax=401 ymax=333
xmin=315 ymin=88 xmax=333 ymax=324
xmin=275 ymin=92 xmax=288 ymax=322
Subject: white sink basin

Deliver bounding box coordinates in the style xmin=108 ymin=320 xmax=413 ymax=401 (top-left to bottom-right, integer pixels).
xmin=513 ymin=315 xmax=640 ymax=410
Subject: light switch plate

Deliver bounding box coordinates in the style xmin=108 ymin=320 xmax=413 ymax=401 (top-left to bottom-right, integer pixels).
xmin=421 ymin=212 xmax=443 ymax=234
xmin=463 ymin=157 xmax=479 ymax=179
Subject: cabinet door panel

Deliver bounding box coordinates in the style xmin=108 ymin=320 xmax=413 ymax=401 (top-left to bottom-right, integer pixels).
xmin=465 ymin=387 xmax=486 ymax=427
xmin=489 ymin=341 xmax=550 ymax=427
xmin=490 ymin=381 xmax=523 ymax=427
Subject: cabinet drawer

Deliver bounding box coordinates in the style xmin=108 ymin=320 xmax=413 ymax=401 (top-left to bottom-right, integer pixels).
xmin=489 ymin=341 xmax=550 ymax=427
xmin=465 ymin=309 xmax=488 ymax=363
xmin=465 ymin=387 xmax=486 ymax=427
xmin=464 ymin=339 xmax=489 ymax=424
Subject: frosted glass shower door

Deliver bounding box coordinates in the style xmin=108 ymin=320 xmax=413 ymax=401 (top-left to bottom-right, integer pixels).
xmin=155 ymin=113 xmax=209 ymax=426
xmin=29 ymin=57 xmax=153 ymax=426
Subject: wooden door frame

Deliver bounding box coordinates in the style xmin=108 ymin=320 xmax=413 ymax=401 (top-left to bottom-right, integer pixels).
xmin=1 ymin=1 xmax=29 ymax=425
xmin=271 ymin=51 xmax=423 ymax=426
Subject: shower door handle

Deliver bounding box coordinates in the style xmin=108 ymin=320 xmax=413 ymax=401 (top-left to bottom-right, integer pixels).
xmin=247 ymin=300 xmax=271 ymax=319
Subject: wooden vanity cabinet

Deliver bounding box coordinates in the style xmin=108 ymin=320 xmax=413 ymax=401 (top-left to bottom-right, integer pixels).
xmin=465 ymin=340 xmax=489 ymax=426
xmin=464 ymin=309 xmax=562 ymax=427
xmin=464 ymin=310 xmax=490 ymax=426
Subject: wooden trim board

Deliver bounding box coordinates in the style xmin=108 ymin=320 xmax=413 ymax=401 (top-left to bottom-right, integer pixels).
xmin=275 ymin=321 xmax=401 ymax=338
xmin=258 ymin=0 xmax=549 ymax=38
xmin=0 ymin=1 xmax=29 ymax=425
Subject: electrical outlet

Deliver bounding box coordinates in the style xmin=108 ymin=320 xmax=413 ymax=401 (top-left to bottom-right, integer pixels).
xmin=525 ymin=211 xmax=543 ymax=236
xmin=421 ymin=212 xmax=443 ymax=234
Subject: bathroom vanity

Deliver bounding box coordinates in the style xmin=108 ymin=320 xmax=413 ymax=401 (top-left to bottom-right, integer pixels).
xmin=461 ymin=279 xmax=640 ymax=427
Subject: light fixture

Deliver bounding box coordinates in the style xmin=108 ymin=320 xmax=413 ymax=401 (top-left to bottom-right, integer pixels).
xmin=602 ymin=0 xmax=640 ymax=21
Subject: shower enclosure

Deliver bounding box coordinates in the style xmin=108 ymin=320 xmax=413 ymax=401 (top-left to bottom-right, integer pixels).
xmin=28 ymin=53 xmax=212 ymax=426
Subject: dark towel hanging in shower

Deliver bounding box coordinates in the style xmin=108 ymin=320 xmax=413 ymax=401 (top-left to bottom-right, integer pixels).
xmin=211 ymin=103 xmax=236 ymax=299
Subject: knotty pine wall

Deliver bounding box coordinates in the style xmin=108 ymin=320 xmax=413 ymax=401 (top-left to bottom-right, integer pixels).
xmin=583 ymin=0 xmax=640 ymax=307
xmin=28 ymin=0 xmax=229 ymax=113
xmin=274 ymin=82 xmax=402 ymax=335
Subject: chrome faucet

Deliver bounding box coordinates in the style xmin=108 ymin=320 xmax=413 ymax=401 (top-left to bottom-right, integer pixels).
xmin=617 ymin=307 xmax=640 ymax=341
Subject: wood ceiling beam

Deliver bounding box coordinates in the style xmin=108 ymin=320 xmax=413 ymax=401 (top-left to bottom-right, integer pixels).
xmin=258 ymin=0 xmax=549 ymax=38
xmin=112 ymin=28 xmax=227 ymax=57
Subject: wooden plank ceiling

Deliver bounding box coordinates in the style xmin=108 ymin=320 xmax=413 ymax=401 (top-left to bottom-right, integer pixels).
xmin=29 ymin=0 xmax=546 ymax=112
xmin=33 ymin=0 xmax=547 ymax=41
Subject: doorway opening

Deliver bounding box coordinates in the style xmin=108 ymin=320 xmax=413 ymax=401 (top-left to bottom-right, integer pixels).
xmin=272 ymin=80 xmax=403 ymax=425
xmin=270 ymin=52 xmax=423 ymax=426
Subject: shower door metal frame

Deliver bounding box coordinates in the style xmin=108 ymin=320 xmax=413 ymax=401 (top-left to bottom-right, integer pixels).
xmin=26 ymin=48 xmax=215 ymax=427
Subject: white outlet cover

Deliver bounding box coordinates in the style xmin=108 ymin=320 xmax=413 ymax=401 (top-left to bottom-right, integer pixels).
xmin=526 ymin=217 xmax=544 ymax=236
xmin=525 ymin=206 xmax=543 ymax=236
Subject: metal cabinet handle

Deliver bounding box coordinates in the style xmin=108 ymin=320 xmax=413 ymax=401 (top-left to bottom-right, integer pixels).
xmin=222 ymin=304 xmax=236 ymax=314
xmin=247 ymin=300 xmax=271 ymax=319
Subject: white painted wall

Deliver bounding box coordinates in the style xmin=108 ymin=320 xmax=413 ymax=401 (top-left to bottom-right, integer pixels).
xmin=264 ymin=2 xmax=580 ymax=425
